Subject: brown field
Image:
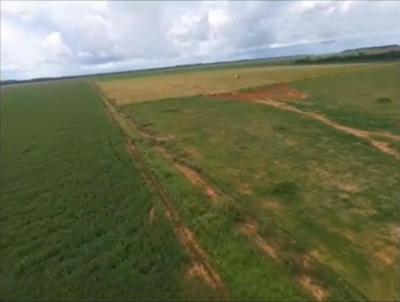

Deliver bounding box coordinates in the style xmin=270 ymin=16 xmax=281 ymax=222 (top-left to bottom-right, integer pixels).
xmin=96 ymin=63 xmax=374 ymax=105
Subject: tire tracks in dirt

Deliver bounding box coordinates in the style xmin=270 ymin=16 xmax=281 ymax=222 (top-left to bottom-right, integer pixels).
xmin=251 ymin=98 xmax=400 ymax=160
xmin=141 ymin=135 xmax=334 ymax=301
xmin=153 ymin=146 xmax=219 ymax=201
xmin=140 ymin=119 xmax=374 ymax=301
xmin=212 ymin=86 xmax=400 ymax=160
xmin=238 ymin=219 xmax=330 ymax=301
xmin=124 ymin=141 xmax=227 ymax=295
xmin=91 ymin=81 xmax=364 ymax=301
xmin=90 ymin=82 xmax=228 ymax=297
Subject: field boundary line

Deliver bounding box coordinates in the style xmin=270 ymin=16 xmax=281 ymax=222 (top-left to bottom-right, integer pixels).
xmin=88 ymin=81 xmax=228 ymax=297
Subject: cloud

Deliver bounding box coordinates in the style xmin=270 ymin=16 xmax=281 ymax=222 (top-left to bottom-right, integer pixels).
xmin=42 ymin=32 xmax=72 ymax=63
xmin=1 ymin=1 xmax=400 ymax=80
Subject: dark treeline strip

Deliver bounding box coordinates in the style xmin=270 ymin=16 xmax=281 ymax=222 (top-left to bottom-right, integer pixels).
xmin=294 ymin=50 xmax=400 ymax=64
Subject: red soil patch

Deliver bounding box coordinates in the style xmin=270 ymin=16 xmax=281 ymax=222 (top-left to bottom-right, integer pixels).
xmin=297 ymin=249 xmax=324 ymax=271
xmin=240 ymin=220 xmax=330 ymax=300
xmin=375 ymin=246 xmax=398 ymax=266
xmin=187 ymin=262 xmax=221 ymax=290
xmin=213 ymin=83 xmax=308 ymax=102
xmin=239 ymin=220 xmax=278 ymax=260
xmin=178 ymin=226 xmax=225 ymax=292
xmin=176 ymin=164 xmax=219 ymax=200
xmin=154 ymin=146 xmax=219 ymax=201
xmin=262 ymin=199 xmax=284 ymax=211
xmin=298 ymin=275 xmax=329 ymax=301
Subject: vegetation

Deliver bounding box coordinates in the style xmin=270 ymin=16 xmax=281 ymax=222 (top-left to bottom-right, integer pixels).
xmin=292 ymin=64 xmax=400 ymax=134
xmin=0 ymin=81 xmax=207 ymax=300
xmin=294 ymin=50 xmax=400 ymax=64
xmin=96 ymin=63 xmax=370 ymax=105
xmin=1 ymin=61 xmax=398 ymax=301
xmin=121 ymin=64 xmax=399 ymax=301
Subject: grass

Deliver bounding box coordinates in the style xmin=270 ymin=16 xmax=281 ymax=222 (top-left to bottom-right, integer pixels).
xmin=123 ymin=87 xmax=399 ymax=300
xmin=0 ymin=81 xmax=208 ymax=300
xmin=292 ymin=63 xmax=400 ymax=135
xmin=96 ymin=63 xmax=374 ymax=105
xmin=2 ymin=62 xmax=398 ymax=301
xmin=133 ymin=137 xmax=308 ymax=301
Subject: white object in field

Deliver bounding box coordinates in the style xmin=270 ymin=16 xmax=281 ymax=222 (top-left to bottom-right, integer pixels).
xmin=234 ymin=74 xmax=240 ymax=79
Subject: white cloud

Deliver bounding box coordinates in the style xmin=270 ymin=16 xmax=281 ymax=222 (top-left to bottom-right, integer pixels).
xmin=1 ymin=1 xmax=400 ymax=80
xmin=208 ymin=9 xmax=230 ymax=27
xmin=42 ymin=32 xmax=72 ymax=62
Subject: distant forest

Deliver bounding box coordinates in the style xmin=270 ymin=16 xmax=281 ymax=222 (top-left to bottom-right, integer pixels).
xmin=294 ymin=50 xmax=400 ymax=64
xmin=2 ymin=48 xmax=399 ymax=86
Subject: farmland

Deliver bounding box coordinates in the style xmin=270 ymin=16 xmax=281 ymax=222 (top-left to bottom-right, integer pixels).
xmin=0 ymin=81 xmax=218 ymax=300
xmin=1 ymin=62 xmax=399 ymax=301
xmin=96 ymin=63 xmax=373 ymax=105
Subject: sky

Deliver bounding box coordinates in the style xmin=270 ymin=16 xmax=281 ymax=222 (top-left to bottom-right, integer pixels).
xmin=1 ymin=1 xmax=400 ymax=80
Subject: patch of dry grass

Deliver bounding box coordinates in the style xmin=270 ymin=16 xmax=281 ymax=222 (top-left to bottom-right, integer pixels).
xmin=97 ymin=64 xmax=370 ymax=105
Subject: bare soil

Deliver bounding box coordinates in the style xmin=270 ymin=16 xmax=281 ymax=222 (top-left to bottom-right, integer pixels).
xmin=298 ymin=275 xmax=329 ymax=301
xmin=374 ymin=246 xmax=398 ymax=266
xmin=187 ymin=263 xmax=221 ymax=289
xmin=240 ymin=220 xmax=329 ymax=300
xmin=239 ymin=220 xmax=278 ymax=260
xmin=262 ymin=199 xmax=285 ymax=211
xmin=213 ymin=83 xmax=308 ymax=102
xmin=154 ymin=146 xmax=219 ymax=201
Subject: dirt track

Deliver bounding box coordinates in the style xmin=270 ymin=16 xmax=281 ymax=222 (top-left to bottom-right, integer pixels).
xmin=212 ymin=85 xmax=400 ymax=160
xmin=139 ymin=128 xmax=333 ymax=301
xmin=91 ymin=82 xmax=228 ymax=297
xmin=254 ymin=98 xmax=400 ymax=160
xmin=153 ymin=146 xmax=219 ymax=201
xmin=91 ymin=81 xmax=374 ymax=301
xmin=125 ymin=141 xmax=226 ymax=293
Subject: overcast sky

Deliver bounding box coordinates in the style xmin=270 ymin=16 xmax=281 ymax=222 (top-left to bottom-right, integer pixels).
xmin=1 ymin=1 xmax=400 ymax=80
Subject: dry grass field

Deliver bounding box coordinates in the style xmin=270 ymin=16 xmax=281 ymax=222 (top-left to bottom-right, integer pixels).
xmin=96 ymin=63 xmax=374 ymax=105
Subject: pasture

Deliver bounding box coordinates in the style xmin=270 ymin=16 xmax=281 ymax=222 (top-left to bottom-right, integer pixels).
xmin=118 ymin=63 xmax=399 ymax=300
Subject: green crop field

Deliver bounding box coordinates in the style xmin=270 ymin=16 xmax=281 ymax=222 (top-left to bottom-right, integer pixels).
xmin=0 ymin=81 xmax=216 ymax=300
xmin=1 ymin=62 xmax=399 ymax=301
